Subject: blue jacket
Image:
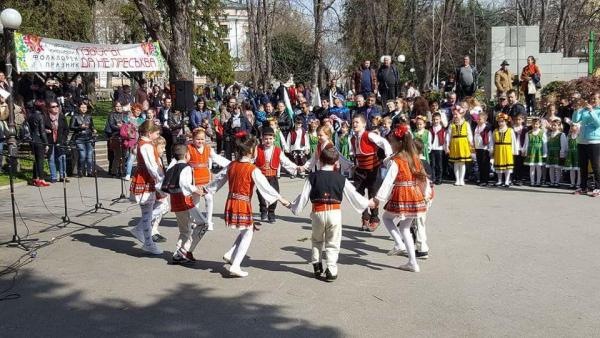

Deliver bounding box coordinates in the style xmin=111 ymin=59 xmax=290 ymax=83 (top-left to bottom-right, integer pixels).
xmin=572 ymin=107 xmax=600 ymax=144
xmin=190 ymin=109 xmax=212 ymax=130
xmin=329 ymin=106 xmax=350 ymax=122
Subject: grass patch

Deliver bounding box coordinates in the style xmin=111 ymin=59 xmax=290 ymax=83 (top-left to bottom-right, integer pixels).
xmin=0 ymin=156 xmax=41 ymax=186
xmin=92 ymin=101 xmax=113 ymax=141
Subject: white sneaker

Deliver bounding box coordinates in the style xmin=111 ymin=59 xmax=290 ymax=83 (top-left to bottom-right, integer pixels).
xmin=207 ymin=223 xmax=214 ymax=231
xmin=142 ymin=241 xmax=162 ymax=255
xmin=387 ymin=247 xmax=407 ymax=256
xmin=398 ymin=263 xmax=420 ymax=272
xmin=129 ymin=226 xmax=144 ymax=244
xmin=124 ymin=175 xmax=131 ymax=181
xmin=222 ymin=253 xmax=232 ymax=264
xmin=229 ymin=266 xmax=249 ymax=277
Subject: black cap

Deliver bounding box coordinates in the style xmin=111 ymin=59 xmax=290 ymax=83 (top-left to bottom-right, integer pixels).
xmin=262 ymin=126 xmax=275 ymax=136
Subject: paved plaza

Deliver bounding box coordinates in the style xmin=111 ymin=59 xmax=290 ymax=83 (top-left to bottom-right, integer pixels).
xmin=1 ymin=176 xmax=599 ymax=337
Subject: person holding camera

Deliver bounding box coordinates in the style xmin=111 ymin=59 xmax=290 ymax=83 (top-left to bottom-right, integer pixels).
xmin=70 ymin=102 xmax=96 ymax=177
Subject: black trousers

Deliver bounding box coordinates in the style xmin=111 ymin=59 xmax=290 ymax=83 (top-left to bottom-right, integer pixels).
xmin=475 ymin=149 xmax=490 ymax=183
xmin=32 ymin=142 xmax=46 ymax=180
xmin=513 ymin=155 xmax=526 ymax=182
xmin=354 ymin=167 xmax=382 ymax=221
xmin=430 ymin=150 xmax=444 ymax=183
xmin=224 ymin=136 xmax=234 ymax=160
xmin=163 ymin=129 xmax=173 ymax=163
xmin=525 ymin=94 xmax=536 ymax=115
xmin=257 ymin=176 xmax=279 ymax=215
xmin=290 ymin=150 xmax=307 ymax=167
xmin=578 ymin=143 xmax=600 ymax=190
xmin=216 ymin=133 xmax=224 ymax=154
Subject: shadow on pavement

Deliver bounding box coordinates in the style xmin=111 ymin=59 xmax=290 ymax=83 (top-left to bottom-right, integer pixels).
xmin=0 ymin=271 xmax=343 ymax=337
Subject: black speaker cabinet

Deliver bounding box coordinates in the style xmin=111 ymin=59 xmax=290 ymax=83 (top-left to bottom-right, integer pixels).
xmin=172 ymin=80 xmax=195 ymax=111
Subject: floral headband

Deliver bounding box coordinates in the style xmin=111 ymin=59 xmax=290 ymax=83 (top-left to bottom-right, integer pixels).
xmin=394 ymin=124 xmax=410 ymax=138
xmin=496 ymin=112 xmax=511 ymax=122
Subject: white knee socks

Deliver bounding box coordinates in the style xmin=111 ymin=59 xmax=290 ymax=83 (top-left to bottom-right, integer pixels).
xmin=530 ymin=165 xmax=542 ymax=185
xmin=454 ymin=163 xmax=466 ymax=185
xmin=397 ymin=219 xmax=417 ymax=266
xmin=570 ymin=169 xmax=581 ymax=186
xmin=548 ymin=167 xmax=561 ymax=185
xmin=229 ymin=229 xmax=254 ymax=270
xmin=204 ymin=193 xmax=214 ymax=228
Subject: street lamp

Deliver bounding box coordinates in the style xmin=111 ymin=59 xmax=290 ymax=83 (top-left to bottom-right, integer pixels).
xmin=1 ymin=8 xmax=22 ymax=157
xmin=397 ymin=54 xmax=406 ymax=63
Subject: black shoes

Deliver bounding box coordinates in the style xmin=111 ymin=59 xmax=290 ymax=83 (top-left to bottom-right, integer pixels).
xmin=152 ymin=234 xmax=167 ymax=243
xmin=313 ymin=262 xmax=323 ymax=278
xmin=267 ymin=213 xmax=275 ymax=223
xmin=416 ymin=251 xmax=429 ymax=259
xmin=324 ymin=269 xmax=337 ymax=282
xmin=260 ymin=212 xmax=268 ymax=222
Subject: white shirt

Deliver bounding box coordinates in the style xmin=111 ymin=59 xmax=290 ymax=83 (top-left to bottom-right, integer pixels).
xmin=166 ymin=160 xmax=199 ymax=196
xmin=162 ymin=108 xmax=169 ymax=128
xmin=286 ymin=127 xmax=310 ymax=153
xmin=206 ymin=157 xmax=281 ymax=206
xmin=430 ymin=124 xmax=445 ymax=151
xmin=289 ymin=165 xmax=369 ymax=215
xmin=194 ymin=144 xmax=231 ymax=169
xmin=473 ymin=124 xmax=492 ymax=150
xmin=374 ymin=160 xmax=431 ymax=213
xmin=303 ymin=141 xmax=353 ymax=172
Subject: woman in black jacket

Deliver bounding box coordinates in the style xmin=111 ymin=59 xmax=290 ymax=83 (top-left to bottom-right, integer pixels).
xmin=70 ymin=102 xmax=96 ymax=177
xmin=28 ymin=100 xmax=50 ymax=186
xmin=44 ymin=101 xmax=70 ymax=183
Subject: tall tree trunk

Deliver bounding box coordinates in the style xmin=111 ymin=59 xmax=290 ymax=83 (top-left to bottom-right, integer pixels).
xmin=166 ymin=1 xmax=192 ymax=81
xmin=313 ymin=0 xmax=325 ymax=89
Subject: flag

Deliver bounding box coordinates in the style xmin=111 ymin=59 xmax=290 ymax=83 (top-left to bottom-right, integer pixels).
xmin=283 ymin=87 xmax=295 ymax=120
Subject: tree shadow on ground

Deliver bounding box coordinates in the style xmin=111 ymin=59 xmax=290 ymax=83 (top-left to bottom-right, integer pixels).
xmin=0 ymin=271 xmax=343 ymax=337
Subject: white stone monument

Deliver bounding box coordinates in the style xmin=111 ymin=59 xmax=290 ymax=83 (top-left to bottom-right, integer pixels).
xmin=487 ymin=25 xmax=588 ymax=98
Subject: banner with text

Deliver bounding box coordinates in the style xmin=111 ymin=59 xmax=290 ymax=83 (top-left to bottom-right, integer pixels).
xmin=14 ymin=32 xmax=166 ymax=73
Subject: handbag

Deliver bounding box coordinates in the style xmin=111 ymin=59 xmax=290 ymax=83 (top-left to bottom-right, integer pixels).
xmin=527 ymin=80 xmax=537 ymax=95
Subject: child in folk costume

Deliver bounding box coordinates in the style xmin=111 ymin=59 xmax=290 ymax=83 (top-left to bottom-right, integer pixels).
xmin=490 ymin=113 xmax=519 ymax=187
xmin=412 ymin=116 xmax=432 ymax=163
xmin=563 ymin=123 xmax=581 ymax=188
xmin=206 ymin=132 xmax=290 ymax=278
xmin=129 ymin=121 xmax=165 ymax=255
xmin=187 ymin=128 xmax=231 ymax=231
xmin=473 ymin=112 xmax=492 ymax=186
xmin=545 ymin=117 xmax=568 ymax=187
xmin=522 ymin=118 xmax=548 ymax=186
xmin=408 ymin=138 xmax=435 ymax=259
xmin=337 ymin=121 xmax=351 ymax=159
xmin=308 ymin=118 xmax=320 ymax=156
xmin=304 ymin=125 xmax=353 ymax=173
xmin=256 ymin=127 xmax=302 ymax=223
xmin=150 ymin=136 xmax=169 ymax=243
xmin=445 ymin=105 xmax=473 ymax=186
xmin=351 ymin=114 xmax=393 ymax=232
xmin=369 ymin=124 xmax=430 ymax=272
xmin=269 ymin=118 xmax=287 ymax=178
xmin=430 ymin=112 xmax=446 ymax=185
xmin=286 ymin=116 xmax=310 ymax=178
xmin=511 ymin=114 xmax=528 ymax=185
xmin=290 ymin=147 xmax=369 ymax=282
xmin=162 ymin=144 xmax=209 ymax=264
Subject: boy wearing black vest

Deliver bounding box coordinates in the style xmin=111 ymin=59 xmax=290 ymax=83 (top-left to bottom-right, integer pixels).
xmin=286 ymin=116 xmax=310 ymax=178
xmin=162 ymin=144 xmax=208 ymax=264
xmin=256 ymin=127 xmax=302 ymax=223
xmin=290 ymin=147 xmax=369 ymax=282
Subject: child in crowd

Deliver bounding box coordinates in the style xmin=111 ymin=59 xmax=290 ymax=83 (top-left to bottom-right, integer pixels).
xmin=268 ymin=118 xmax=288 ymax=152
xmin=255 ymin=104 xmax=267 ymax=126
xmin=337 ymin=121 xmax=352 ymax=178
xmin=255 ymin=127 xmax=301 ymax=222
xmin=200 ymin=118 xmax=215 ymax=143
xmin=545 ymin=118 xmax=567 ymax=187
xmin=370 ymin=124 xmax=429 ymax=272
xmin=187 ymin=128 xmax=231 ymax=230
xmin=409 ymin=138 xmax=434 ymax=259
xmin=322 ymin=118 xmax=338 ymax=145
xmin=446 ymin=106 xmax=473 ymax=186
xmin=161 ymin=144 xmax=208 ymax=264
xmin=351 ymin=114 xmax=393 ymax=231
xmin=207 ymin=132 xmax=290 ymax=277
xmin=473 ymin=111 xmax=492 ymax=186
xmin=308 ymin=118 xmax=320 ymax=156
xmin=430 ymin=112 xmax=446 ymax=185
xmin=129 ymin=121 xmax=164 ymax=255
xmin=522 ymin=117 xmax=548 ymax=186
xmin=512 ymin=114 xmax=528 ymax=185
xmin=563 ymin=123 xmax=581 ymax=189
xmin=370 ymin=115 xmax=382 ymax=133
xmin=490 ymin=113 xmax=518 ymax=187
xmin=290 ymin=147 xmax=369 ymax=282
xmin=304 ymin=125 xmax=352 ymax=173
xmin=412 ymin=116 xmax=432 ymax=163
xmin=381 ymin=116 xmax=393 ymax=138
xmin=541 ymin=103 xmax=560 ymax=130
xmin=286 ymin=116 xmax=310 ymax=177
xmin=150 ymin=136 xmax=169 ymax=242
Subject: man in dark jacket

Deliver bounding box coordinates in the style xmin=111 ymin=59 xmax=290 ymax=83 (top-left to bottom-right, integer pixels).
xmin=377 ymin=56 xmax=399 ymax=110
xmin=158 ymin=98 xmax=174 ymax=161
xmin=352 ymin=60 xmax=378 ymax=97
xmin=455 ymin=56 xmax=478 ymax=100
xmin=223 ymin=106 xmax=253 ymax=160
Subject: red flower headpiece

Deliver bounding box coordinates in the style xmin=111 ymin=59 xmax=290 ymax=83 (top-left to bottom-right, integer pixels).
xmin=234 ymin=131 xmax=248 ymax=139
xmin=394 ymin=124 xmax=410 ymax=138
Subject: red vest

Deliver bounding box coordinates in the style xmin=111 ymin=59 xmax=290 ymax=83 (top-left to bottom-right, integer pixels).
xmin=171 ymin=192 xmax=194 ymax=212
xmin=430 ymin=127 xmax=446 ymax=146
xmin=188 ymin=144 xmax=211 ymax=185
xmin=290 ymin=129 xmax=306 ymax=147
xmin=255 ymin=145 xmax=281 ymax=177
xmin=351 ymin=131 xmax=380 ymax=169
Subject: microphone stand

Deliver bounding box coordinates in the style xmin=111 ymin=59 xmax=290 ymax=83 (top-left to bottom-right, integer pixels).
xmin=77 ymin=138 xmax=119 ymax=215
xmin=0 ymin=152 xmax=36 ymax=251
xmin=40 ymin=143 xmax=90 ymax=232
xmin=111 ymin=136 xmax=128 ymax=204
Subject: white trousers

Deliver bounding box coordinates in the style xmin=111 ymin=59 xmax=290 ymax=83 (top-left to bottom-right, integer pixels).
xmin=151 ymin=198 xmax=169 ymax=236
xmin=138 ymin=203 xmax=154 ymax=245
xmin=529 ymin=165 xmax=543 ymax=184
xmin=194 ymin=192 xmax=214 ymax=226
xmin=413 ymin=215 xmax=429 ymax=252
xmin=310 ymin=210 xmax=343 ymax=276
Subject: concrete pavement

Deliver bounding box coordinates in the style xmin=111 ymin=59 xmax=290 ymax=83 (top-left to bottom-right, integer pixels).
xmin=1 ymin=176 xmax=599 ymax=337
